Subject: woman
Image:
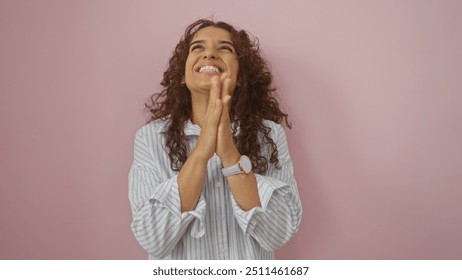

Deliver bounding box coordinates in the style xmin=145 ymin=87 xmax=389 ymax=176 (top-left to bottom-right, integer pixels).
xmin=129 ymin=19 xmax=302 ymax=259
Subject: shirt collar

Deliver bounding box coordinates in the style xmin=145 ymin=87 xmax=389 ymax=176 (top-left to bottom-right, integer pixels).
xmin=184 ymin=119 xmax=201 ymax=136
xmin=159 ymin=118 xmax=240 ymax=136
xmin=158 ymin=118 xmax=201 ymax=136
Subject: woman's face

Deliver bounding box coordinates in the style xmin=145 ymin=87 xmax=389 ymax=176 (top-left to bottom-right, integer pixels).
xmin=184 ymin=26 xmax=239 ymax=96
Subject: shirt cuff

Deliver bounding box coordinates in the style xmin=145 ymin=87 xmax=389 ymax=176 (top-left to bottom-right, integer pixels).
xmin=232 ymin=174 xmax=289 ymax=234
xmin=148 ymin=175 xmax=207 ymax=238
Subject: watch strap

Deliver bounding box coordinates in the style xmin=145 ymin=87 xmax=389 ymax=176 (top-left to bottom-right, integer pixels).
xmin=222 ymin=162 xmax=242 ymax=177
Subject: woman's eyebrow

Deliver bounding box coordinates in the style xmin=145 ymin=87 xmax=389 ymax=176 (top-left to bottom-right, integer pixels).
xmin=218 ymin=40 xmax=234 ymax=47
xmin=190 ymin=40 xmax=205 ymax=46
xmin=190 ymin=40 xmax=234 ymax=46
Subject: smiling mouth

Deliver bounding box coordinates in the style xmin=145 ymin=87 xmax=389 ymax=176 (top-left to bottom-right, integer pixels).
xmin=198 ymin=65 xmax=222 ymax=74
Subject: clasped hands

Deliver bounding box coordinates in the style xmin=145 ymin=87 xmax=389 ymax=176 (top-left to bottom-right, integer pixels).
xmin=195 ymin=75 xmax=240 ymax=166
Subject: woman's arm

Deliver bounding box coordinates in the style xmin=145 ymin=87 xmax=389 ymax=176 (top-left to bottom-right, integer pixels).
xmin=230 ymin=123 xmax=303 ymax=251
xmin=129 ymin=126 xmax=206 ymax=259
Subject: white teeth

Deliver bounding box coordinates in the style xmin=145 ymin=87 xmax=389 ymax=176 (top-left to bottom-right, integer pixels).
xmin=199 ymin=65 xmax=221 ymax=73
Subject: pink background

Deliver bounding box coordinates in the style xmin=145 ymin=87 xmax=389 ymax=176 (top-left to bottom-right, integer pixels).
xmin=1 ymin=0 xmax=461 ymax=259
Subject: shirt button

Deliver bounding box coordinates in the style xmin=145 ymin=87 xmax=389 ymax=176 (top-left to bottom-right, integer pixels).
xmin=216 ymin=181 xmax=222 ymax=187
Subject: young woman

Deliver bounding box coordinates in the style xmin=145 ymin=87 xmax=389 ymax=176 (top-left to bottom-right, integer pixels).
xmin=129 ymin=19 xmax=302 ymax=259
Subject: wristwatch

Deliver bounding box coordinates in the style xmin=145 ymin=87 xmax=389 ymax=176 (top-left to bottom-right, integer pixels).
xmin=222 ymin=155 xmax=252 ymax=177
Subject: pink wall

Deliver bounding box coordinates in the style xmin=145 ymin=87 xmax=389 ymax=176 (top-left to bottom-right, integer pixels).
xmin=1 ymin=0 xmax=461 ymax=259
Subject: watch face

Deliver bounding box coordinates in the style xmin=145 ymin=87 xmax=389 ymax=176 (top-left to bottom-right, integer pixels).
xmin=241 ymin=155 xmax=252 ymax=173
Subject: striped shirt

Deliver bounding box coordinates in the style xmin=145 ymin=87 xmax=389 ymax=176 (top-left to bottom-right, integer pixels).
xmin=128 ymin=118 xmax=302 ymax=259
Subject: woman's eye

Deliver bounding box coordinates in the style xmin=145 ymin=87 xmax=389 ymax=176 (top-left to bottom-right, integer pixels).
xmin=219 ymin=46 xmax=233 ymax=52
xmin=190 ymin=45 xmax=203 ymax=51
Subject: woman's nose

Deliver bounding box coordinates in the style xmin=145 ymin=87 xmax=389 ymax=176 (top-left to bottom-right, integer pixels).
xmin=203 ymin=48 xmax=217 ymax=59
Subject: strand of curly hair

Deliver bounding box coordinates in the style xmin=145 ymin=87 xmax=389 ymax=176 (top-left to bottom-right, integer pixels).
xmin=145 ymin=19 xmax=291 ymax=174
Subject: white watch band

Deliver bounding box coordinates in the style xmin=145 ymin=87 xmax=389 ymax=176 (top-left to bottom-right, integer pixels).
xmin=222 ymin=162 xmax=242 ymax=177
xmin=222 ymin=155 xmax=252 ymax=177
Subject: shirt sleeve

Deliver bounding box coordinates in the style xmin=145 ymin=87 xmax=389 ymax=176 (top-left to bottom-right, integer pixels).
xmin=128 ymin=127 xmax=206 ymax=259
xmin=231 ymin=123 xmax=302 ymax=251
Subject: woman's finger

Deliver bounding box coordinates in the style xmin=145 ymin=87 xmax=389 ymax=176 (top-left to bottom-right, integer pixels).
xmin=208 ymin=76 xmax=221 ymax=113
xmin=220 ymin=76 xmax=232 ymax=100
xmin=211 ymin=99 xmax=223 ymax=126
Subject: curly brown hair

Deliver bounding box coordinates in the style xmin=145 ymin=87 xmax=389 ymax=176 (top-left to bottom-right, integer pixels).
xmin=146 ymin=19 xmax=291 ymax=174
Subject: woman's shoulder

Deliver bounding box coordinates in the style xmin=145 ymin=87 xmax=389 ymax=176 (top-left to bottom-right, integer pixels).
xmin=135 ymin=117 xmax=170 ymax=138
xmin=262 ymin=119 xmax=285 ymax=132
xmin=262 ymin=119 xmax=280 ymax=127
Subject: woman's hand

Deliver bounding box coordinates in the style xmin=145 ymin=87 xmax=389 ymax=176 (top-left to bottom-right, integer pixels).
xmin=192 ymin=76 xmax=224 ymax=161
xmin=215 ymin=76 xmax=240 ymax=166
xmin=193 ymin=75 xmax=239 ymax=165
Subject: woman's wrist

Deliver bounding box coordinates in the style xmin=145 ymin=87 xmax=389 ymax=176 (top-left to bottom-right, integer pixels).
xmin=189 ymin=148 xmax=212 ymax=166
xmin=220 ymin=149 xmax=241 ymax=167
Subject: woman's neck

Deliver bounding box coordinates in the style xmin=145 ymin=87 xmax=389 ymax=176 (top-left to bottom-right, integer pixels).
xmin=190 ymin=91 xmax=209 ymax=128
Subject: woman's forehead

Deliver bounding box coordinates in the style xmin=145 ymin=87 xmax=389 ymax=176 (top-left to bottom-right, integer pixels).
xmin=192 ymin=26 xmax=232 ymax=41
